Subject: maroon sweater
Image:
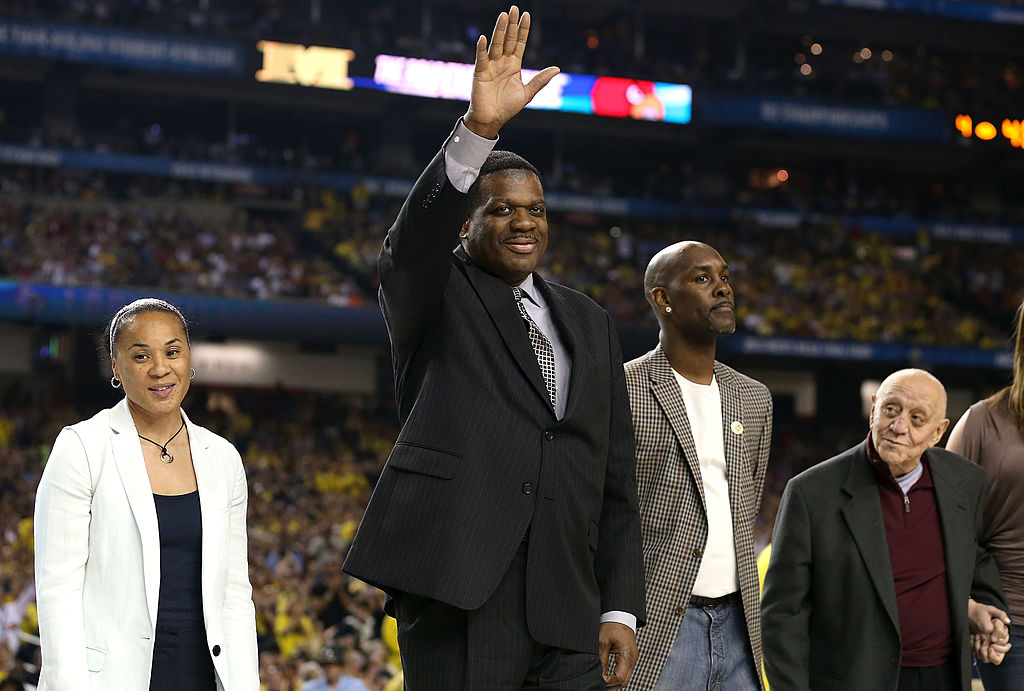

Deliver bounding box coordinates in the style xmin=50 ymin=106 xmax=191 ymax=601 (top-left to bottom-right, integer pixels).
xmin=867 ymin=437 xmax=953 ymax=667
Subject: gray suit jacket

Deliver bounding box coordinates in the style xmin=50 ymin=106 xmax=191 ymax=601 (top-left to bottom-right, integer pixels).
xmin=342 ymin=143 xmax=645 ymax=654
xmin=624 ymin=344 xmax=773 ymax=690
xmin=761 ymin=443 xmax=1006 ymax=691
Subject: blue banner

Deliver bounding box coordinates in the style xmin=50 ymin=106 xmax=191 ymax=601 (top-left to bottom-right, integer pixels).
xmin=0 ymin=18 xmax=244 ymax=75
xmin=817 ymin=0 xmax=1024 ymax=25
xmin=0 ymin=280 xmax=387 ymax=345
xmin=0 ymin=281 xmax=1010 ymax=369
xmin=697 ymin=92 xmax=950 ymax=141
xmin=726 ymin=335 xmax=1012 ymax=370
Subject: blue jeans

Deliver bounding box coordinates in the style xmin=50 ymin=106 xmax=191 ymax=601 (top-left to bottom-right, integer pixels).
xmin=652 ymin=602 xmax=761 ymax=691
xmin=976 ymin=626 xmax=1024 ymax=691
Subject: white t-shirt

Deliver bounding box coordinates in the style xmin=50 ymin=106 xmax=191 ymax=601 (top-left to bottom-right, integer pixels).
xmin=673 ymin=371 xmax=739 ymax=597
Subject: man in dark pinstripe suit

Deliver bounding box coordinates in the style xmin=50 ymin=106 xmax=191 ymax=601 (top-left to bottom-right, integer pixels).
xmin=343 ymin=7 xmax=645 ymax=690
xmin=624 ymin=242 xmax=773 ymax=690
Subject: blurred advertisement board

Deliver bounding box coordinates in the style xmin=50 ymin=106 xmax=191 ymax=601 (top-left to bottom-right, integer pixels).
xmin=0 ymin=18 xmax=243 ymax=75
xmin=362 ymin=54 xmax=692 ymax=124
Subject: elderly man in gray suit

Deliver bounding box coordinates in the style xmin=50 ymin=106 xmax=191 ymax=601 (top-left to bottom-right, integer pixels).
xmin=762 ymin=368 xmax=1010 ymax=690
xmin=624 ymin=241 xmax=773 ymax=690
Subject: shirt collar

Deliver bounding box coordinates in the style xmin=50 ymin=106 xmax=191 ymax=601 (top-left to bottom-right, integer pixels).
xmin=865 ymin=433 xmax=932 ymax=493
xmin=517 ymin=274 xmax=541 ymax=307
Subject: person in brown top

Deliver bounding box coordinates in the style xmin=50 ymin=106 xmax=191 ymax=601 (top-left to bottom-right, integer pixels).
xmin=947 ymin=300 xmax=1024 ymax=691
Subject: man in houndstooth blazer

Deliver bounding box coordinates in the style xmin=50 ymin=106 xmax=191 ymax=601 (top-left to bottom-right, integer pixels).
xmin=624 ymin=241 xmax=772 ymax=690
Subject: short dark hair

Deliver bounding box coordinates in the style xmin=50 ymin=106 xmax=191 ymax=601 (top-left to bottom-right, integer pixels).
xmin=465 ymin=150 xmax=542 ymax=213
xmin=106 ymin=298 xmax=190 ymax=356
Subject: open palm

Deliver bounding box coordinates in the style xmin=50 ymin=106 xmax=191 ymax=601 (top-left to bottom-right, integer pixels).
xmin=464 ymin=6 xmax=559 ymax=139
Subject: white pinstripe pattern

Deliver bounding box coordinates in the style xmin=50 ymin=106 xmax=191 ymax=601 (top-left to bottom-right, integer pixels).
xmin=624 ymin=344 xmax=773 ymax=691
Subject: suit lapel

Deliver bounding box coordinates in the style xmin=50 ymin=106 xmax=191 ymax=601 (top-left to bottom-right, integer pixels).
xmin=715 ymin=363 xmax=754 ymax=519
xmin=840 ymin=447 xmax=900 ymax=633
xmin=533 ymin=275 xmax=591 ymax=420
xmin=647 ymin=345 xmax=707 ymax=511
xmin=455 ymin=247 xmax=555 ymax=414
xmin=930 ymin=452 xmax=971 ymax=643
xmin=186 ymin=411 xmax=223 ymax=624
xmin=109 ymin=398 xmax=161 ymax=631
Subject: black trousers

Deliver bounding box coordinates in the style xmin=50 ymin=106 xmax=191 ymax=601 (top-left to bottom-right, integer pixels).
xmin=395 ymin=541 xmax=604 ymax=691
xmin=897 ymin=660 xmax=959 ymax=691
xmin=150 ymin=625 xmax=217 ymax=691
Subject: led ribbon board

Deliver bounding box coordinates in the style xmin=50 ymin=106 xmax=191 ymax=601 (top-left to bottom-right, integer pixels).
xmin=361 ymin=54 xmax=692 ymax=124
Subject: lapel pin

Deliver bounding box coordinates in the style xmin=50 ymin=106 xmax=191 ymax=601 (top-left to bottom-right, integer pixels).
xmin=731 ymin=421 xmax=744 ymax=435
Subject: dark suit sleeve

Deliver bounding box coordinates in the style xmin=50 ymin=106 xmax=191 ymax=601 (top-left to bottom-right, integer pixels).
xmin=595 ymin=313 xmax=646 ymax=625
xmin=969 ymin=476 xmax=1007 ymax=611
xmin=378 ymin=145 xmax=469 ymax=351
xmin=761 ymin=479 xmax=813 ymax=691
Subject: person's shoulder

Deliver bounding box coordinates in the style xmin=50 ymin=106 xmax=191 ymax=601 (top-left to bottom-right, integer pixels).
xmin=790 ymin=445 xmax=861 ymax=489
xmin=715 ymin=361 xmax=769 ymax=396
xmin=63 ymin=405 xmax=116 ymax=441
xmin=624 ymin=348 xmax=656 ymax=376
xmin=186 ymin=420 xmax=243 ymax=462
xmin=543 ymin=277 xmax=604 ymax=313
xmin=928 ymin=446 xmax=986 ymax=483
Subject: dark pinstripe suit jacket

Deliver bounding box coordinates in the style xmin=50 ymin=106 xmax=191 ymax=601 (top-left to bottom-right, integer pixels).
xmin=761 ymin=444 xmax=1006 ymax=691
xmin=342 ymin=143 xmax=645 ymax=654
xmin=624 ymin=344 xmax=773 ymax=690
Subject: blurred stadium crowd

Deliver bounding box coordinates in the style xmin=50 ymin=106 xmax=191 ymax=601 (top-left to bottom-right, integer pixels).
xmin=1 ymin=167 xmax=1018 ymax=346
xmin=1 ymin=0 xmax=1022 ymax=688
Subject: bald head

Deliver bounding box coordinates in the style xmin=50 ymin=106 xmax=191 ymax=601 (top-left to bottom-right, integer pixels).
xmin=644 ymin=241 xmax=717 ymax=308
xmin=876 ymin=369 xmax=948 ymax=419
xmin=869 ymin=368 xmax=950 ymax=476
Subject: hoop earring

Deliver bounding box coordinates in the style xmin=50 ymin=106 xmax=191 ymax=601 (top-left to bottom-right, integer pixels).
xmin=111 ymin=376 xmax=122 ymax=389
xmin=190 ymin=368 xmax=196 ymax=380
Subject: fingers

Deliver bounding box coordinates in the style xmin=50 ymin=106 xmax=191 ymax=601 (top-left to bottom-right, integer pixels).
xmin=503 ymin=6 xmax=521 ymax=56
xmin=524 ymin=65 xmax=561 ymax=101
xmin=488 ymin=10 xmax=509 ymax=61
xmin=474 ymin=34 xmax=489 ymax=71
xmin=513 ymin=11 xmax=531 ymax=59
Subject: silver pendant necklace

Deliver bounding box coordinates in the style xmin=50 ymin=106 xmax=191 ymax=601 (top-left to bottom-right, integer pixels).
xmin=138 ymin=418 xmax=185 ymax=464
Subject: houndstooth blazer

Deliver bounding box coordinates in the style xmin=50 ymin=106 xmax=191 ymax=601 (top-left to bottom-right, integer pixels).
xmin=624 ymin=343 xmax=772 ymax=690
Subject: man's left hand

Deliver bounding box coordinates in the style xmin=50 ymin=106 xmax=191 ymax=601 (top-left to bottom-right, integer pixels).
xmin=599 ymin=622 xmax=638 ymax=689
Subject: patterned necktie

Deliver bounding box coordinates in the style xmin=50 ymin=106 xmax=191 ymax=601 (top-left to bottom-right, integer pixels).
xmin=512 ymin=286 xmax=557 ymax=411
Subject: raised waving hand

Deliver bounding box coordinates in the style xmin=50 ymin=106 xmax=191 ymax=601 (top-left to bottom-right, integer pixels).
xmin=463 ymin=5 xmax=560 ymax=139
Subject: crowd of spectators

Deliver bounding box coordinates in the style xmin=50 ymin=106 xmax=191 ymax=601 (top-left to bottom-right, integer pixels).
xmin=1 ymin=165 xmax=1020 ymax=349
xmin=0 ymin=369 xmax=868 ymax=688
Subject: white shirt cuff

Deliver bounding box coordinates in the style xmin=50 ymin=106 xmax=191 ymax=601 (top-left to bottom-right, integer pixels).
xmin=600 ymin=610 xmax=637 ymax=633
xmin=443 ymin=119 xmax=498 ymax=193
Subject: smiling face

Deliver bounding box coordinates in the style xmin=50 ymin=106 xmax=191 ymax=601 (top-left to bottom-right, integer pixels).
xmin=869 ymin=369 xmax=950 ymax=477
xmin=460 ymin=169 xmax=548 ymax=286
xmin=111 ymin=310 xmax=191 ymax=422
xmin=648 ymin=242 xmax=736 ymax=343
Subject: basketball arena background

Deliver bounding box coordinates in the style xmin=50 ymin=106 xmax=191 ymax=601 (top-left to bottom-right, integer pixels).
xmin=0 ymin=0 xmax=1021 ymax=687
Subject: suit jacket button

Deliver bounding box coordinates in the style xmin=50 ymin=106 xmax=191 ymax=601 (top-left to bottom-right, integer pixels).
xmin=692 ymin=547 xmax=703 ymax=559
xmin=521 ymin=482 xmax=533 ymax=495
xmin=212 ymin=645 xmax=221 ymax=656
xmin=674 ymin=605 xmax=686 ymax=615
xmin=544 ymin=431 xmax=555 ymax=441
xmin=890 ymin=655 xmax=898 ymax=664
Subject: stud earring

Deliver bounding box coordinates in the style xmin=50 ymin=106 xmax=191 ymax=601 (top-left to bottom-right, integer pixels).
xmin=665 ymin=307 xmax=673 ymax=314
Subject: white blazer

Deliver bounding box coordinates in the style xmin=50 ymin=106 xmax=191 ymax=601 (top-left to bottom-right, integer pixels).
xmin=34 ymin=399 xmax=260 ymax=690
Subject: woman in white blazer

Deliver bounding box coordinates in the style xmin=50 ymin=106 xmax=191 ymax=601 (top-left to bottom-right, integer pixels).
xmin=34 ymin=298 xmax=259 ymax=690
